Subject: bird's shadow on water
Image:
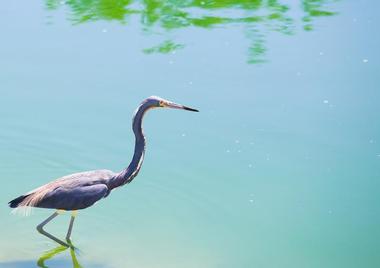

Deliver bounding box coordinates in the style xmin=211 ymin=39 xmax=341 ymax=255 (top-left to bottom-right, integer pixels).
xmin=0 ymin=243 xmax=105 ymax=268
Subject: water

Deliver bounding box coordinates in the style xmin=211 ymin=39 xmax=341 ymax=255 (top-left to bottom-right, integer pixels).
xmin=1 ymin=0 xmax=379 ymax=267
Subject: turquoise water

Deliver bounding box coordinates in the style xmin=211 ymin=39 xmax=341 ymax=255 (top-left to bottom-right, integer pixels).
xmin=1 ymin=0 xmax=379 ymax=267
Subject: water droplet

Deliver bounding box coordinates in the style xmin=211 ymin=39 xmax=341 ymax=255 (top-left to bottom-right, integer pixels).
xmin=363 ymin=59 xmax=369 ymax=63
xmin=235 ymin=140 xmax=240 ymax=144
xmin=323 ymin=100 xmax=329 ymax=104
xmin=226 ymin=149 xmax=230 ymax=153
xmin=102 ymin=29 xmax=108 ymax=33
xmin=200 ymin=1 xmax=205 ymax=5
xmin=249 ymin=199 xmax=254 ymax=203
xmin=181 ymin=133 xmax=186 ymax=137
xmin=296 ymin=71 xmax=301 ymax=76
xmin=248 ymin=164 xmax=253 ymax=168
xmin=319 ymin=52 xmax=324 ymax=56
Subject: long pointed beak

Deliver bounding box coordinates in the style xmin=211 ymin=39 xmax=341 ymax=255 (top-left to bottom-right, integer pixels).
xmin=166 ymin=102 xmax=199 ymax=112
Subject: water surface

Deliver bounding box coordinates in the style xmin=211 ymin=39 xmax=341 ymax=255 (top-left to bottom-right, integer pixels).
xmin=1 ymin=0 xmax=379 ymax=267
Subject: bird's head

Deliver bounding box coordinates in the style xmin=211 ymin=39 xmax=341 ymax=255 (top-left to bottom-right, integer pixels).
xmin=146 ymin=96 xmax=199 ymax=112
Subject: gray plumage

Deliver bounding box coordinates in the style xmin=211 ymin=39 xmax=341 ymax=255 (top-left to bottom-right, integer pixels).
xmin=8 ymin=96 xmax=198 ymax=248
xmin=11 ymin=170 xmax=115 ymax=210
xmin=9 ymin=96 xmax=198 ymax=213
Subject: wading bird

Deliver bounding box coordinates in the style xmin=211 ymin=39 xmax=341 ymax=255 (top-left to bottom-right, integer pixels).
xmin=8 ymin=96 xmax=198 ymax=248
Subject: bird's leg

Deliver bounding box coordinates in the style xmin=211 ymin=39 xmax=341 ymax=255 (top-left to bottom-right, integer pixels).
xmin=70 ymin=246 xmax=83 ymax=268
xmin=36 ymin=245 xmax=68 ymax=268
xmin=36 ymin=210 xmax=70 ymax=248
xmin=66 ymin=210 xmax=77 ymax=241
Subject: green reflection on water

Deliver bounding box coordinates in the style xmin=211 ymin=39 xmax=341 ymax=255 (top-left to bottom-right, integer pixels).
xmin=143 ymin=40 xmax=185 ymax=54
xmin=36 ymin=241 xmax=83 ymax=268
xmin=45 ymin=0 xmax=339 ymax=63
xmin=37 ymin=246 xmax=73 ymax=268
xmin=0 ymin=246 xmax=86 ymax=268
xmin=302 ymin=0 xmax=338 ymax=31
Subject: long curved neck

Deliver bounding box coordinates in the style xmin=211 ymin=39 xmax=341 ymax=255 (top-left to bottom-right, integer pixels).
xmin=108 ymin=102 xmax=152 ymax=190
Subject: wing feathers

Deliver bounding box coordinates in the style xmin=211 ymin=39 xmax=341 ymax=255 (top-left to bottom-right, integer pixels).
xmin=8 ymin=169 xmax=115 ymax=210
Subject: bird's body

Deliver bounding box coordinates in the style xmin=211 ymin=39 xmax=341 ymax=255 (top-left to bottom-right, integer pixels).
xmin=8 ymin=96 xmax=198 ymax=247
xmin=9 ymin=169 xmax=115 ymax=210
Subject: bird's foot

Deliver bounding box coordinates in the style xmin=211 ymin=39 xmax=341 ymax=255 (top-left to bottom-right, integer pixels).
xmin=66 ymin=238 xmax=79 ymax=251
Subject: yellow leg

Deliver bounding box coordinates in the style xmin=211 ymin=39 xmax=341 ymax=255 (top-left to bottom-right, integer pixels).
xmin=37 ymin=245 xmax=68 ymax=267
xmin=57 ymin=209 xmax=66 ymax=215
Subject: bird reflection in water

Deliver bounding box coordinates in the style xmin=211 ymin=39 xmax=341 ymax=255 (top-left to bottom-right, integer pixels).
xmin=37 ymin=240 xmax=82 ymax=268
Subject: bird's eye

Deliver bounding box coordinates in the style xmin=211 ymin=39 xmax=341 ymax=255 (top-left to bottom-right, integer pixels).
xmin=159 ymin=101 xmax=165 ymax=107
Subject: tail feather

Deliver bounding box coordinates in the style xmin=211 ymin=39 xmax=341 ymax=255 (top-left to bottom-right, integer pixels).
xmin=8 ymin=194 xmax=30 ymax=208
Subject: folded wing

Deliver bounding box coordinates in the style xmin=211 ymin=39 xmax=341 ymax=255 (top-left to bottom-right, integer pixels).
xmin=36 ymin=184 xmax=109 ymax=210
